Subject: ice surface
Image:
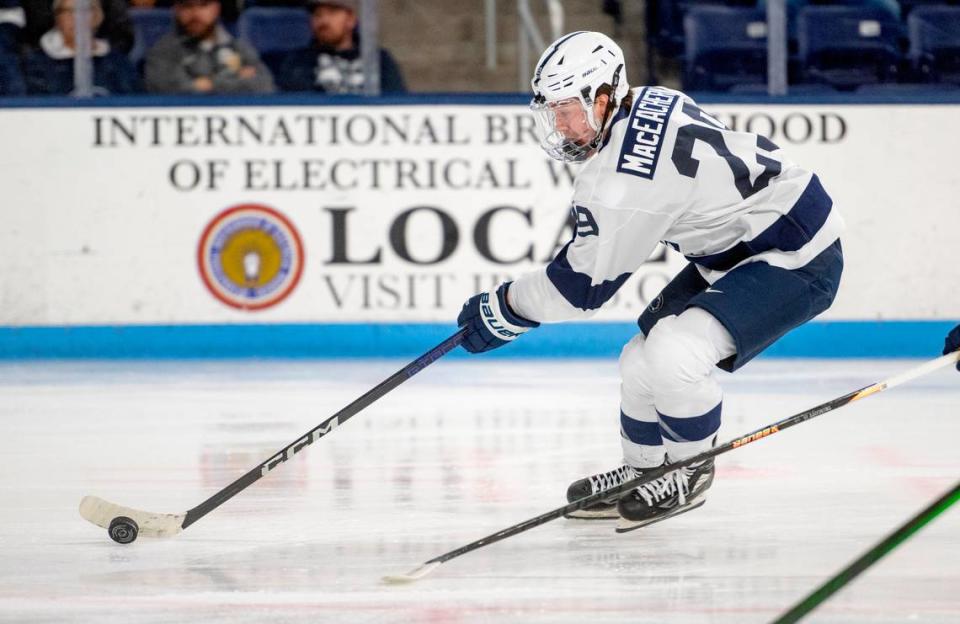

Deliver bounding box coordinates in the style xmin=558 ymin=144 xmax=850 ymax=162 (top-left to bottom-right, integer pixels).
xmin=0 ymin=357 xmax=957 ymax=623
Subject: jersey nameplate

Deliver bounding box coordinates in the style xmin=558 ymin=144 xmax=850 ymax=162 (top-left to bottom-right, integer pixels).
xmin=616 ymin=87 xmax=679 ymax=180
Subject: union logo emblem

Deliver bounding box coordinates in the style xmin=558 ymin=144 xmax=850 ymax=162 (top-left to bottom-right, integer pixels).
xmin=197 ymin=204 xmax=304 ymax=311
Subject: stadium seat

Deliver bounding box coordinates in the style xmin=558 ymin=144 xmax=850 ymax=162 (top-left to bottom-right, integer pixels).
xmin=807 ymin=0 xmax=900 ymax=19
xmin=129 ymin=8 xmax=174 ymax=67
xmin=242 ymin=0 xmax=307 ymax=6
xmin=237 ymin=7 xmax=312 ymax=74
xmin=899 ymin=0 xmax=958 ymax=18
xmin=854 ymin=81 xmax=959 ymax=93
xmin=797 ymin=6 xmax=903 ymax=90
xmin=728 ymin=82 xmax=838 ymax=94
xmin=646 ymin=0 xmax=750 ymax=60
xmin=0 ymin=23 xmax=25 ymax=96
xmin=683 ymin=6 xmax=769 ymax=91
xmin=908 ymin=6 xmax=960 ymax=83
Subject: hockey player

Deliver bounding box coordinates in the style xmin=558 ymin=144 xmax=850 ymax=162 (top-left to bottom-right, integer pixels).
xmin=456 ymin=31 xmax=845 ymax=530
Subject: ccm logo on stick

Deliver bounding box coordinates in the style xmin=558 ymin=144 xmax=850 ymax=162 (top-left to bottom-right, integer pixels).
xmin=261 ymin=418 xmax=342 ymax=476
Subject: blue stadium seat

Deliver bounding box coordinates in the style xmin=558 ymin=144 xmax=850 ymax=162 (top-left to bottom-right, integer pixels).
xmin=728 ymin=82 xmax=839 ymax=94
xmin=854 ymin=81 xmax=959 ymax=93
xmin=908 ymin=6 xmax=960 ymax=83
xmin=756 ymin=0 xmax=901 ymax=40
xmin=798 ymin=6 xmax=903 ymax=89
xmin=242 ymin=0 xmax=307 ymax=6
xmin=237 ymin=7 xmax=312 ymax=76
xmin=0 ymin=22 xmax=25 ymax=96
xmin=808 ymin=0 xmax=900 ymax=19
xmin=128 ymin=8 xmax=174 ymax=67
xmin=646 ymin=0 xmax=750 ymax=60
xmin=238 ymin=7 xmax=311 ymax=56
xmin=683 ymin=6 xmax=769 ymax=91
xmin=900 ymin=1 xmax=957 ymax=18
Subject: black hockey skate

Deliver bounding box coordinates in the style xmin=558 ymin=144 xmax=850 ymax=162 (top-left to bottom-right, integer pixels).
xmin=565 ymin=464 xmax=641 ymax=519
xmin=615 ymin=458 xmax=714 ymax=533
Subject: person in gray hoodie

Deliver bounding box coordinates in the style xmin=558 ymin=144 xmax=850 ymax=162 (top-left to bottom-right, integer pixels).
xmin=144 ymin=0 xmax=273 ymax=95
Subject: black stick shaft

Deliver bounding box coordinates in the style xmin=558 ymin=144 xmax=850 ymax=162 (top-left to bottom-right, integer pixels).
xmin=772 ymin=479 xmax=960 ymax=624
xmin=182 ymin=328 xmax=466 ymax=529
xmin=426 ymin=383 xmax=879 ymax=565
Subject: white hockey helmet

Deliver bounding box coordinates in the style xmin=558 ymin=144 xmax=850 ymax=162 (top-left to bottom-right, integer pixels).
xmin=530 ymin=31 xmax=629 ymax=162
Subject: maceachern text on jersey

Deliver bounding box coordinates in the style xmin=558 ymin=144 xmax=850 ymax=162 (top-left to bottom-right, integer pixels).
xmin=616 ymin=87 xmax=680 ymax=179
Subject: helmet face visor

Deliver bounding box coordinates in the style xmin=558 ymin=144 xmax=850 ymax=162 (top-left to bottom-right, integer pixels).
xmin=530 ymin=97 xmax=599 ymax=163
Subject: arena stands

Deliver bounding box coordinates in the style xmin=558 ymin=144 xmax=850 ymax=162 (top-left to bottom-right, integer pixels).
xmin=649 ymin=0 xmax=960 ymax=91
xmin=2 ymin=0 xmax=960 ymax=95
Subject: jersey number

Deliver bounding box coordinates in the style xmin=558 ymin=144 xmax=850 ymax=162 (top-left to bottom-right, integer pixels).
xmin=671 ymin=102 xmax=781 ymax=200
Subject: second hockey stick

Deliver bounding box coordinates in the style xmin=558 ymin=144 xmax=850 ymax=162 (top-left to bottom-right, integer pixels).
xmin=385 ymin=349 xmax=960 ymax=583
xmin=772 ymin=477 xmax=960 ymax=624
xmin=79 ymin=328 xmax=467 ymax=542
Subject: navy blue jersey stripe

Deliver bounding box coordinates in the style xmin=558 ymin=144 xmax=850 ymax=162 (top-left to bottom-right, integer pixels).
xmin=657 ymin=403 xmax=722 ymax=443
xmin=546 ymin=241 xmax=632 ymax=310
xmin=684 ymin=174 xmax=833 ymax=272
xmin=620 ymin=412 xmax=664 ymax=446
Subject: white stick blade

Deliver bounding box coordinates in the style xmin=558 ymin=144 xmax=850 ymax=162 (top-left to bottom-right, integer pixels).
xmin=79 ymin=495 xmax=186 ymax=538
xmin=382 ymin=561 xmax=442 ymax=584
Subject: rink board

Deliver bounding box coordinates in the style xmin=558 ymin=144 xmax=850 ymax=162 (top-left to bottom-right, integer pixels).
xmin=0 ymin=94 xmax=957 ymax=358
xmin=0 ymin=320 xmax=954 ymax=359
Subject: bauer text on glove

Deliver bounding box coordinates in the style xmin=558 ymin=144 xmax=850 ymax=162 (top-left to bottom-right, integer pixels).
xmin=456 ymin=283 xmax=540 ymax=353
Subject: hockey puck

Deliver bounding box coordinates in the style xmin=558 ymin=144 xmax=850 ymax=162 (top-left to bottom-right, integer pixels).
xmin=108 ymin=516 xmax=139 ymax=544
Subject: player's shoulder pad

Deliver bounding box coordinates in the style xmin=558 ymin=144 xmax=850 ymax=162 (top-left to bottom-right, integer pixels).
xmin=611 ymin=85 xmax=682 ymax=181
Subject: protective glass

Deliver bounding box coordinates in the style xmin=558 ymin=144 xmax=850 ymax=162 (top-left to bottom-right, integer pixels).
xmin=530 ymin=97 xmax=599 ymax=163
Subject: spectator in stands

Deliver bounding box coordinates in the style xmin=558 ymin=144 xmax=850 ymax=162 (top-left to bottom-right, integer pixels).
xmin=0 ymin=0 xmax=27 ymax=95
xmin=23 ymin=0 xmax=134 ymax=53
xmin=276 ymin=0 xmax=406 ymax=94
xmin=144 ymin=0 xmax=274 ymax=94
xmin=23 ymin=0 xmax=140 ymax=94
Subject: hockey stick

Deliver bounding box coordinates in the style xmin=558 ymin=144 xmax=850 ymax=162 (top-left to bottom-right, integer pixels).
xmin=80 ymin=327 xmax=467 ymax=542
xmin=384 ymin=350 xmax=960 ymax=583
xmin=772 ymin=477 xmax=960 ymax=624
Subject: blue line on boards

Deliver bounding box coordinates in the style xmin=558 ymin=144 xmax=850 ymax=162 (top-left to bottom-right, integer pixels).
xmin=0 ymin=321 xmax=953 ymax=359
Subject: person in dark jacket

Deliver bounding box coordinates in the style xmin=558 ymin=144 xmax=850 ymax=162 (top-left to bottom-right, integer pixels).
xmin=276 ymin=0 xmax=405 ymax=94
xmin=23 ymin=0 xmax=139 ymax=95
xmin=144 ymin=0 xmax=274 ymax=94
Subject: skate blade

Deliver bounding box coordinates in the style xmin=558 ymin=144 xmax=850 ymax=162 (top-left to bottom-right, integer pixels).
xmin=564 ymin=508 xmax=620 ymax=520
xmin=615 ymin=499 xmax=706 ymax=534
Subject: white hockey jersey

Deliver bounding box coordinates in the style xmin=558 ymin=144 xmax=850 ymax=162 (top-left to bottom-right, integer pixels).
xmin=510 ymin=86 xmax=845 ymax=322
